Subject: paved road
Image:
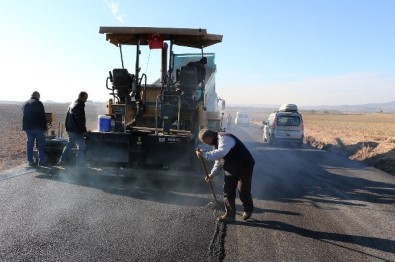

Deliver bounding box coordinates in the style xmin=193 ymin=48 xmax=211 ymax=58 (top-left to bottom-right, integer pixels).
xmin=225 ymin=124 xmax=395 ymax=262
xmin=1 ymin=125 xmax=394 ymax=261
xmin=0 ymin=167 xmax=225 ymax=261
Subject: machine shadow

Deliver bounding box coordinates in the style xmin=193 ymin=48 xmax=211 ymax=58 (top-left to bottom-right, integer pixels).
xmin=36 ymin=167 xmax=223 ymax=208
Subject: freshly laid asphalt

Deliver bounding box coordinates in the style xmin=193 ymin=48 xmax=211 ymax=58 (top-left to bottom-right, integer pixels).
xmin=0 ymin=166 xmax=226 ymax=261
xmin=1 ymin=125 xmax=395 ymax=261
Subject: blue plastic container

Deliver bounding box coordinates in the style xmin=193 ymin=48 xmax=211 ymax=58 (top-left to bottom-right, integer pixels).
xmin=98 ymin=115 xmax=111 ymax=132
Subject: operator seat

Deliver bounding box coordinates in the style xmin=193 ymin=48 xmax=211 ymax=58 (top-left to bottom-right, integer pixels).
xmin=112 ymin=68 xmax=134 ymax=102
xmin=113 ymin=69 xmax=134 ymax=92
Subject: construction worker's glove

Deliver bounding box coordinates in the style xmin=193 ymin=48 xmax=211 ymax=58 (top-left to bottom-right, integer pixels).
xmin=196 ymin=150 xmax=203 ymax=158
xmin=205 ymin=174 xmax=214 ymax=183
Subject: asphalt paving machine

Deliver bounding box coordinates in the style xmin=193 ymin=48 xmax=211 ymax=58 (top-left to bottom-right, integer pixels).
xmin=83 ymin=27 xmax=225 ymax=171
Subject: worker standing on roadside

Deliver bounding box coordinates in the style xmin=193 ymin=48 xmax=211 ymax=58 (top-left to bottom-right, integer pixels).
xmin=196 ymin=129 xmax=255 ymax=222
xmin=57 ymin=91 xmax=88 ymax=168
xmin=22 ymin=91 xmax=48 ymax=167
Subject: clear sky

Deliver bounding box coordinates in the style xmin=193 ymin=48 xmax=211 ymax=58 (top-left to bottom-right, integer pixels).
xmin=1 ymin=0 xmax=394 ymax=106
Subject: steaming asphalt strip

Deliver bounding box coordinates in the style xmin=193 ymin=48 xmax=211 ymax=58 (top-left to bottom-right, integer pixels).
xmin=0 ymin=165 xmax=246 ymax=260
xmin=3 ymin=166 xmax=244 ymax=260
xmin=42 ymin=165 xmax=206 ymax=178
xmin=0 ymin=164 xmax=230 ymax=259
xmin=0 ymin=166 xmax=229 ymax=261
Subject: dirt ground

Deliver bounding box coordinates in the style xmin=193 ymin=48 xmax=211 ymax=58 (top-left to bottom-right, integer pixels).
xmin=1 ymin=103 xmax=394 ymax=176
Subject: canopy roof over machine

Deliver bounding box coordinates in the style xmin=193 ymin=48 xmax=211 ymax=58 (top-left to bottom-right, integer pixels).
xmin=99 ymin=26 xmax=223 ymax=48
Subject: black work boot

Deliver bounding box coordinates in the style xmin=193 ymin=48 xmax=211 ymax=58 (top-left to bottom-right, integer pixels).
xmin=217 ymin=197 xmax=236 ymax=222
xmin=242 ymin=211 xmax=252 ymax=221
xmin=217 ymin=213 xmax=235 ymax=222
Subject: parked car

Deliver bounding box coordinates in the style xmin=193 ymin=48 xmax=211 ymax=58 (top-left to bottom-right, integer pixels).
xmin=263 ymin=104 xmax=304 ymax=146
xmin=235 ymin=112 xmax=249 ymax=126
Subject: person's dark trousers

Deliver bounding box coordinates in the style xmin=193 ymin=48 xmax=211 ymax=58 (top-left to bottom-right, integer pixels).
xmin=59 ymin=132 xmax=85 ymax=167
xmin=223 ymin=168 xmax=254 ymax=217
xmin=25 ymin=128 xmax=46 ymax=164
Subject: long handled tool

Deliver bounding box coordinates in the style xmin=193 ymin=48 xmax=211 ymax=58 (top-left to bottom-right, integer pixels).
xmin=197 ymin=150 xmax=221 ymax=209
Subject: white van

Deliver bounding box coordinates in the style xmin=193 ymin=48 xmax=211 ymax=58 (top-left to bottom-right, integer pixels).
xmin=263 ymin=104 xmax=304 ymax=146
xmin=235 ymin=112 xmax=249 ymax=126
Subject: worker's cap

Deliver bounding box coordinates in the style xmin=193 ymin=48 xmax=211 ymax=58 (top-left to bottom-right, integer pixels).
xmin=31 ymin=91 xmax=40 ymax=99
xmin=200 ymin=57 xmax=207 ymax=64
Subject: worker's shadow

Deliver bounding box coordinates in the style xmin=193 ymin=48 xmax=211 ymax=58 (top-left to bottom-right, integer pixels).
xmin=233 ymin=219 xmax=395 ymax=255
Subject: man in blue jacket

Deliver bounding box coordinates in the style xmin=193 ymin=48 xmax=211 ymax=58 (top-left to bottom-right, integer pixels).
xmin=196 ymin=129 xmax=255 ymax=222
xmin=22 ymin=91 xmax=48 ymax=167
xmin=57 ymin=91 xmax=88 ymax=168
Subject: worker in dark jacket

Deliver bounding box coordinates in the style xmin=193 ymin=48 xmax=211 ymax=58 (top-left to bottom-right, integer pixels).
xmin=57 ymin=91 xmax=88 ymax=167
xmin=187 ymin=57 xmax=207 ymax=86
xmin=22 ymin=91 xmax=48 ymax=167
xmin=196 ymin=129 xmax=255 ymax=222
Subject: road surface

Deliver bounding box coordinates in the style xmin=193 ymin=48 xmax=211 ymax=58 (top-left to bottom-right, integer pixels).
xmin=225 ymin=124 xmax=395 ymax=262
xmin=0 ymin=125 xmax=394 ymax=261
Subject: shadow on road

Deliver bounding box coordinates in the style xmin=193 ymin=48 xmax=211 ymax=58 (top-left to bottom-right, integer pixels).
xmin=249 ymin=141 xmax=395 ymax=207
xmin=239 ymin=220 xmax=395 ymax=257
xmin=226 ymin=124 xmax=395 ymax=259
xmin=35 ymin=166 xmax=223 ymax=209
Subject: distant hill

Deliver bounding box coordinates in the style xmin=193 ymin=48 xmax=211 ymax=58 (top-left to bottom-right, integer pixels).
xmin=300 ymin=101 xmax=395 ymax=113
xmin=0 ymin=101 xmax=22 ymax=105
xmin=228 ymin=101 xmax=395 ymax=113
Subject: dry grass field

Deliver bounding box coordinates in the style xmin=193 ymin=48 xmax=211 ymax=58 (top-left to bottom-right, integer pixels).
xmin=302 ymin=112 xmax=395 ymax=175
xmin=1 ymin=103 xmax=394 ymax=176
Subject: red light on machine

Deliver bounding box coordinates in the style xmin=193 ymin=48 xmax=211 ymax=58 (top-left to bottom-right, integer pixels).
xmin=147 ymin=34 xmax=163 ymax=49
